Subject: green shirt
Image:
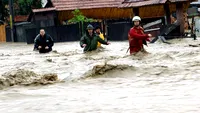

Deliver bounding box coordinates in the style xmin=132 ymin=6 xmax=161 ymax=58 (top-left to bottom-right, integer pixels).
xmin=80 ymin=34 xmax=107 ymax=52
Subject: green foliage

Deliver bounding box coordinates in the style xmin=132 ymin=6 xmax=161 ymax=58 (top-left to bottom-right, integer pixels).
xmin=0 ymin=0 xmax=8 ymax=21
xmin=16 ymin=0 xmax=42 ymax=15
xmin=0 ymin=0 xmax=42 ymax=22
xmin=68 ymin=9 xmax=94 ymax=23
xmin=68 ymin=9 xmax=95 ymax=36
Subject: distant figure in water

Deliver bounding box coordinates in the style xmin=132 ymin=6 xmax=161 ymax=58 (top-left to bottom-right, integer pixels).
xmin=33 ymin=29 xmax=54 ymax=53
xmin=80 ymin=24 xmax=110 ymax=52
xmin=94 ymin=25 xmax=105 ymax=48
xmin=128 ymin=16 xmax=152 ymax=55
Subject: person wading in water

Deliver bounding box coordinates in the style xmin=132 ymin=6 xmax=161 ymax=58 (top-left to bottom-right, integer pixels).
xmin=94 ymin=25 xmax=105 ymax=48
xmin=80 ymin=24 xmax=110 ymax=52
xmin=33 ymin=29 xmax=54 ymax=53
xmin=128 ymin=16 xmax=152 ymax=55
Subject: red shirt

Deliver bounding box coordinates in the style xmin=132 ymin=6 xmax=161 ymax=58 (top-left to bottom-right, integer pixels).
xmin=128 ymin=26 xmax=149 ymax=54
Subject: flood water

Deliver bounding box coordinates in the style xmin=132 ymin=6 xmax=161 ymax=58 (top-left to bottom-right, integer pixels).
xmin=0 ymin=38 xmax=200 ymax=113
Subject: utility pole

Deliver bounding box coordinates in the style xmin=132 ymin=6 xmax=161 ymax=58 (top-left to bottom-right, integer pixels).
xmin=9 ymin=0 xmax=14 ymax=42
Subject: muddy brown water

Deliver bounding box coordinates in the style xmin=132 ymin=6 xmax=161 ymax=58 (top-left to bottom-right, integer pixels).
xmin=0 ymin=39 xmax=200 ymax=113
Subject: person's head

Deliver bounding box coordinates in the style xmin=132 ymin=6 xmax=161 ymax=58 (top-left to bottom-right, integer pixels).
xmin=132 ymin=16 xmax=141 ymax=27
xmin=95 ymin=26 xmax=101 ymax=34
xmin=171 ymin=12 xmax=177 ymax=24
xmin=171 ymin=12 xmax=177 ymax=19
xmin=86 ymin=24 xmax=94 ymax=35
xmin=40 ymin=29 xmax=45 ymax=37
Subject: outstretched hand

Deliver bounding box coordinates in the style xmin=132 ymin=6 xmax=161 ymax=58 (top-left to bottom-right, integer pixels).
xmin=45 ymin=46 xmax=49 ymax=49
xmin=107 ymin=42 xmax=111 ymax=45
xmin=82 ymin=44 xmax=87 ymax=48
xmin=148 ymin=34 xmax=152 ymax=37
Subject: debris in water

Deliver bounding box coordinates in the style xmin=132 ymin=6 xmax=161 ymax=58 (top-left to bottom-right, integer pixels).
xmin=46 ymin=58 xmax=53 ymax=62
xmin=52 ymin=50 xmax=58 ymax=53
xmin=83 ymin=63 xmax=134 ymax=78
xmin=0 ymin=69 xmax=59 ymax=89
xmin=189 ymin=44 xmax=199 ymax=47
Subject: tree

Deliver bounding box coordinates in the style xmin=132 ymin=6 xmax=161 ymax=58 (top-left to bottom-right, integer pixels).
xmin=15 ymin=0 xmax=42 ymax=15
xmin=0 ymin=0 xmax=42 ymax=23
xmin=68 ymin=9 xmax=94 ymax=36
xmin=68 ymin=9 xmax=94 ymax=23
xmin=0 ymin=0 xmax=8 ymax=22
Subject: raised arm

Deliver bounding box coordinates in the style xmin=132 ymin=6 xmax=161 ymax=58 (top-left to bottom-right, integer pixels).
xmin=97 ymin=36 xmax=108 ymax=45
xmin=129 ymin=28 xmax=149 ymax=40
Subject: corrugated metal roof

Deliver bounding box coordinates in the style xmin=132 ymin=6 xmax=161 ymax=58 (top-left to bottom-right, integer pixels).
xmin=51 ymin=0 xmax=124 ymax=11
xmin=32 ymin=0 xmax=194 ymax=12
xmin=32 ymin=7 xmax=56 ymax=13
xmin=119 ymin=0 xmax=192 ymax=8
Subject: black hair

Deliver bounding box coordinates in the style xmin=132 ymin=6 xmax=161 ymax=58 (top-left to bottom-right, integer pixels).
xmin=94 ymin=26 xmax=101 ymax=30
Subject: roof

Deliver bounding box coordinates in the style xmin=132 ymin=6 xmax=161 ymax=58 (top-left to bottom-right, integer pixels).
xmin=51 ymin=0 xmax=124 ymax=11
xmin=32 ymin=7 xmax=56 ymax=13
xmin=33 ymin=0 xmax=194 ymax=12
xmin=119 ymin=0 xmax=193 ymax=8
xmin=30 ymin=0 xmax=193 ymax=20
xmin=14 ymin=15 xmax=29 ymax=22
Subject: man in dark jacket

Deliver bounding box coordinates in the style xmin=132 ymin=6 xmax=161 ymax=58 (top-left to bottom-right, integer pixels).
xmin=34 ymin=29 xmax=54 ymax=53
xmin=80 ymin=24 xmax=110 ymax=52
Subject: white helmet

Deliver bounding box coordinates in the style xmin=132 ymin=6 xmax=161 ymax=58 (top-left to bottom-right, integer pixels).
xmin=132 ymin=16 xmax=141 ymax=21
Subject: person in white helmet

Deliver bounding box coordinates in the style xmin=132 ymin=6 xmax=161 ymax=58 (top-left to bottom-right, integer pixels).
xmin=128 ymin=16 xmax=152 ymax=55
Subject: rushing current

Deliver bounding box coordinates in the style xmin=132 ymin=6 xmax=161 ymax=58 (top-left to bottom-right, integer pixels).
xmin=0 ymin=38 xmax=200 ymax=113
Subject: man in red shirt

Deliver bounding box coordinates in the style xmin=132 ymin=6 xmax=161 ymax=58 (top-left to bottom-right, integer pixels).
xmin=128 ymin=16 xmax=152 ymax=55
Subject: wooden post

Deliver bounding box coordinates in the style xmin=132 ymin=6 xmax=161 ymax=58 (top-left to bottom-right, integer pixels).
xmin=176 ymin=3 xmax=184 ymax=35
xmin=191 ymin=16 xmax=196 ymax=40
xmin=53 ymin=11 xmax=58 ymax=26
xmin=9 ymin=0 xmax=15 ymax=42
xmin=191 ymin=16 xmax=194 ymax=36
xmin=80 ymin=21 xmax=83 ymax=37
xmin=103 ymin=20 xmax=108 ymax=41
xmin=164 ymin=3 xmax=171 ymax=25
xmin=133 ymin=8 xmax=139 ymax=16
xmin=101 ymin=20 xmax=104 ymax=34
xmin=33 ymin=13 xmax=36 ymax=24
xmin=0 ymin=24 xmax=6 ymax=42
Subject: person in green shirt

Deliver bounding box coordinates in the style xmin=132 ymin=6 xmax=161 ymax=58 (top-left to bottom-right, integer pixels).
xmin=80 ymin=24 xmax=110 ymax=52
